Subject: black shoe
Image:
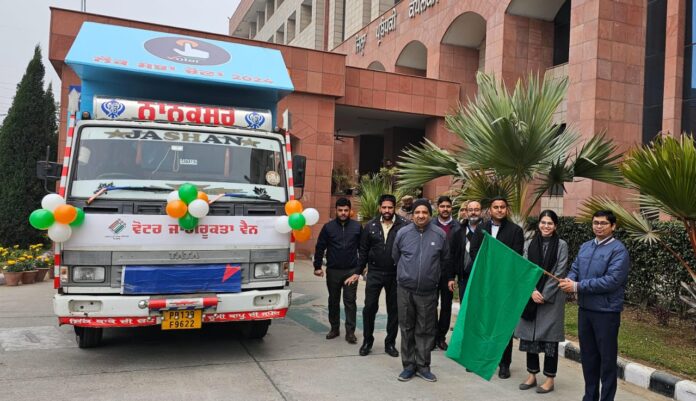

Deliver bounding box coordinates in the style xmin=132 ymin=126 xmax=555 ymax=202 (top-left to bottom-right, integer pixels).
xmin=519 ymin=379 xmax=537 ymax=390
xmin=385 ymin=344 xmax=399 ymax=357
xmin=359 ymin=343 xmax=372 ymax=356
xmin=498 ymin=365 xmax=511 ymax=379
xmin=345 ymin=332 xmax=357 ymax=344
xmin=436 ymin=340 xmax=448 ymax=351
xmin=326 ymin=329 xmax=340 ymax=340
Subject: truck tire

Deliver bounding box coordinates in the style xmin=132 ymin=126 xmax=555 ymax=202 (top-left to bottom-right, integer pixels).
xmin=240 ymin=320 xmax=270 ymax=339
xmin=74 ymin=326 xmax=103 ymax=348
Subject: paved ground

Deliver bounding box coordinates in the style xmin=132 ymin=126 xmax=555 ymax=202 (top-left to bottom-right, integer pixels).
xmin=0 ymin=261 xmax=669 ymax=401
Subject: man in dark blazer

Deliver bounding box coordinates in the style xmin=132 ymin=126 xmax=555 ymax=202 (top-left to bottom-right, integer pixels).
xmin=481 ymin=196 xmax=524 ymax=379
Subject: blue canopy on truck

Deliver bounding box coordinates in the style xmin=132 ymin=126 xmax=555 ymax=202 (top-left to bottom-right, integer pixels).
xmin=65 ymin=22 xmax=294 ymax=125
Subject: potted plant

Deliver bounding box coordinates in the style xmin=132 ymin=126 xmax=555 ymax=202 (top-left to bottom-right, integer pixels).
xmin=34 ymin=255 xmax=51 ymax=282
xmin=3 ymin=259 xmax=24 ymax=286
xmin=19 ymin=255 xmax=38 ymax=284
xmin=331 ymin=165 xmax=355 ymax=195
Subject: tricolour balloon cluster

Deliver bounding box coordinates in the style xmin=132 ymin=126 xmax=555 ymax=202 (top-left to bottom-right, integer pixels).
xmin=29 ymin=194 xmax=85 ymax=243
xmin=166 ymin=183 xmax=209 ymax=230
xmin=274 ymin=200 xmax=319 ymax=242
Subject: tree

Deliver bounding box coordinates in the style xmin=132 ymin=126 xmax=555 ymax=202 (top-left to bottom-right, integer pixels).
xmin=0 ymin=46 xmax=58 ymax=247
xmin=579 ymin=135 xmax=696 ymax=315
xmin=397 ymin=72 xmax=624 ymax=223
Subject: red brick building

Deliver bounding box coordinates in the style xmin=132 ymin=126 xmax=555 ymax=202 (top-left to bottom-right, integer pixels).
xmin=51 ymin=0 xmax=688 ymax=253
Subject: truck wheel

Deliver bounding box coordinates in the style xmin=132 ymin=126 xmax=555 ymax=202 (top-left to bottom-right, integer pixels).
xmin=74 ymin=326 xmax=103 ymax=348
xmin=240 ymin=320 xmax=270 ymax=339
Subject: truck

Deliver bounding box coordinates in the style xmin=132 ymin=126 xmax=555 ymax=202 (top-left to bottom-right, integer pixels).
xmin=39 ymin=22 xmax=304 ymax=348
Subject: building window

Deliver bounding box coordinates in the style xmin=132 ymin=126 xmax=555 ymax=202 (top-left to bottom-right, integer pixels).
xmin=644 ymin=0 xmax=667 ymax=143
xmin=683 ymin=0 xmax=696 ymax=134
xmin=552 ymin=0 xmax=571 ymax=66
xmin=300 ymin=0 xmax=313 ymax=32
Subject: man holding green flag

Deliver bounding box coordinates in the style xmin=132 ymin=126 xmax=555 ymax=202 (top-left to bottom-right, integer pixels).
xmin=446 ymin=231 xmax=545 ymax=381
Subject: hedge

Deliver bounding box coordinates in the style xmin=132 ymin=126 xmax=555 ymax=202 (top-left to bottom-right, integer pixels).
xmin=527 ymin=217 xmax=694 ymax=316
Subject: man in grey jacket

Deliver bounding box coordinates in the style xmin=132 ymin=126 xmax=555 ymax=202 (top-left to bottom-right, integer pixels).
xmin=392 ymin=198 xmax=449 ymax=383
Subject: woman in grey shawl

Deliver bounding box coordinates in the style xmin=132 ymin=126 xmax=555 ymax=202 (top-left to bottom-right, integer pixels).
xmin=515 ymin=210 xmax=569 ymax=394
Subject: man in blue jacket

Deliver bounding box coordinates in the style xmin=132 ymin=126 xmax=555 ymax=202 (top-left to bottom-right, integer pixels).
xmin=560 ymin=210 xmax=630 ymax=401
xmin=314 ymin=197 xmax=363 ymax=344
xmin=392 ymin=199 xmax=449 ymax=383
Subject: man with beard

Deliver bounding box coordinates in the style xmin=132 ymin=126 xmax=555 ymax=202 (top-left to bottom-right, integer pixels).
xmin=393 ymin=199 xmax=449 ymax=382
xmin=430 ymin=196 xmax=461 ymax=351
xmin=397 ymin=195 xmax=414 ymax=221
xmin=313 ymin=197 xmax=363 ymax=344
xmin=447 ymin=200 xmax=484 ymax=300
xmin=346 ymin=194 xmax=408 ymax=358
xmin=481 ymin=196 xmax=524 ymax=379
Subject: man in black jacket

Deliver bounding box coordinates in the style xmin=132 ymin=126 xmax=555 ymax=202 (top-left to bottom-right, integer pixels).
xmin=347 ymin=194 xmax=407 ymax=357
xmin=430 ymin=195 xmax=461 ymax=351
xmin=313 ymin=197 xmax=363 ymax=344
xmin=447 ymin=200 xmax=484 ymax=301
xmin=481 ymin=196 xmax=524 ymax=379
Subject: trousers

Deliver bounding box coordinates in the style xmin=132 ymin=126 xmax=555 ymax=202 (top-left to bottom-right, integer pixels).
xmin=579 ymin=308 xmax=621 ymax=401
xmin=397 ymin=285 xmax=437 ymax=372
xmin=326 ymin=268 xmax=357 ymax=333
xmin=362 ymin=270 xmax=398 ymax=346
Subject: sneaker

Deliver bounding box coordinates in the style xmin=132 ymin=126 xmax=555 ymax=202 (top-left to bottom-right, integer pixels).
xmin=398 ymin=368 xmax=416 ymax=382
xmin=416 ymin=370 xmax=438 ymax=382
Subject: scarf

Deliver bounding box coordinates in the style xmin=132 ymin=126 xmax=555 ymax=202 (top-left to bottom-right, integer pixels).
xmin=521 ymin=232 xmax=559 ymax=321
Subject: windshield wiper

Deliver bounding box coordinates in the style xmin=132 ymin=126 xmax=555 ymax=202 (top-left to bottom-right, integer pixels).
xmin=209 ymin=192 xmax=281 ymax=203
xmin=87 ymin=184 xmax=172 ymax=204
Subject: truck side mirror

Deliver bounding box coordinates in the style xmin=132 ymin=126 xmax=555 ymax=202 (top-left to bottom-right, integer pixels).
xmin=36 ymin=161 xmax=62 ymax=182
xmin=292 ymin=155 xmax=306 ymax=188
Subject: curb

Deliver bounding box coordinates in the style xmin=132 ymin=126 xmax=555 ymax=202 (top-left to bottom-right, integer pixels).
xmin=559 ymin=340 xmax=696 ymax=400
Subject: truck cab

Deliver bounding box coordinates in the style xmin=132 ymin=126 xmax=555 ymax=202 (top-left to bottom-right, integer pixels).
xmin=50 ymin=22 xmax=300 ymax=347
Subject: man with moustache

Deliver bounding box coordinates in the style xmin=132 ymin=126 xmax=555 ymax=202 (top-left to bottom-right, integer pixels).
xmin=346 ymin=194 xmax=408 ymax=358
xmin=482 ymin=196 xmax=524 ymax=379
xmin=430 ymin=196 xmax=461 ymax=351
xmin=314 ymin=197 xmax=363 ymax=344
xmin=392 ymin=199 xmax=449 ymax=382
xmin=447 ymin=200 xmax=484 ymax=301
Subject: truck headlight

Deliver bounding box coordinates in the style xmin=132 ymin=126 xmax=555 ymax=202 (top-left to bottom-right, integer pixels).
xmin=254 ymin=263 xmax=280 ymax=279
xmin=72 ymin=266 xmax=106 ymax=283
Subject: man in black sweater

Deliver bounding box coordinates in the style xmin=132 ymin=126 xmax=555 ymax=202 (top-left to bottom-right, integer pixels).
xmin=430 ymin=195 xmax=461 ymax=351
xmin=481 ymin=196 xmax=524 ymax=379
xmin=313 ymin=197 xmax=363 ymax=344
xmin=348 ymin=194 xmax=408 ymax=357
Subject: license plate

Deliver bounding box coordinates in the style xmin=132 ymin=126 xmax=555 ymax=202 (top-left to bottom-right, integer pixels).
xmin=161 ymin=309 xmax=202 ymax=330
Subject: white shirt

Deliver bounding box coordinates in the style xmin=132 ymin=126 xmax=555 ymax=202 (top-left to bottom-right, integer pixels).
xmin=491 ymin=223 xmax=500 ymax=238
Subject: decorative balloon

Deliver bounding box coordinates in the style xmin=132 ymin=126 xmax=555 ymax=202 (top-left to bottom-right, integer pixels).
xmin=166 ymin=184 xmax=209 ymax=230
xmin=293 ymin=226 xmax=312 ymax=242
xmin=29 ymin=194 xmax=84 ymax=243
xmin=274 ymin=200 xmax=320 ymax=240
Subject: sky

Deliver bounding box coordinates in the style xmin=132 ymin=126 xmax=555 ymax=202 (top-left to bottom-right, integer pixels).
xmin=0 ymin=0 xmax=241 ymax=124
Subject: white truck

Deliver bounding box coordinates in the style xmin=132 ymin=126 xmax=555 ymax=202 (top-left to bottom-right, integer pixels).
xmin=40 ymin=22 xmax=304 ymax=348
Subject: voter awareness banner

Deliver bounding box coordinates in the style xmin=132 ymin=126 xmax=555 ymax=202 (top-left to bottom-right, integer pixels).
xmin=64 ymin=214 xmax=287 ymax=250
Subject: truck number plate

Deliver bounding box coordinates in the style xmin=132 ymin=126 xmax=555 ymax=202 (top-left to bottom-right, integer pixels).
xmin=161 ymin=310 xmax=202 ymax=330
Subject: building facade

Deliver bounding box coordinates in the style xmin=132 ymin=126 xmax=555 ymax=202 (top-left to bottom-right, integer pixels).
xmin=51 ymin=0 xmax=690 ymax=253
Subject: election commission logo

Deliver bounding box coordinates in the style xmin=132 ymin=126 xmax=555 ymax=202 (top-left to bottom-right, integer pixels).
xmin=144 ymin=37 xmax=231 ymax=66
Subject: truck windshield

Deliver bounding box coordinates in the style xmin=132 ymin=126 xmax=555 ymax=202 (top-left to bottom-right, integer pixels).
xmin=70 ymin=127 xmax=287 ymax=202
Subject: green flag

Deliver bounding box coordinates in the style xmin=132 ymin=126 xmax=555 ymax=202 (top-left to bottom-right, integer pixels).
xmin=446 ymin=231 xmax=543 ymax=381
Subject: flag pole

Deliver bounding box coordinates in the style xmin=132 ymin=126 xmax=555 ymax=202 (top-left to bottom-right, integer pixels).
xmin=541 ymin=270 xmax=562 ymax=282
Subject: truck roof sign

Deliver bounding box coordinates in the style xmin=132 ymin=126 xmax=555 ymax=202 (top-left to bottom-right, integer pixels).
xmin=65 ymin=22 xmax=294 ymax=121
xmin=94 ymin=97 xmax=273 ymax=131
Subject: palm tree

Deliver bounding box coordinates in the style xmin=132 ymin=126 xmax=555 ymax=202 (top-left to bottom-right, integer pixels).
xmin=579 ymin=134 xmax=696 ymax=314
xmin=397 ymin=72 xmax=624 ymax=222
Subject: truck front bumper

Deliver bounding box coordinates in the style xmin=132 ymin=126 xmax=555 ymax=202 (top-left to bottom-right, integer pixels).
xmin=54 ymin=289 xmax=291 ymax=327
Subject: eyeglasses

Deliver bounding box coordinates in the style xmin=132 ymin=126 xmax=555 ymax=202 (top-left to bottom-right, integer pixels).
xmin=592 ymin=221 xmax=611 ymax=226
xmin=466 ymin=208 xmax=481 ymax=212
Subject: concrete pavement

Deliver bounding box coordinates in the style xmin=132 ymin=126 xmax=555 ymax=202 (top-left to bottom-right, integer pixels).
xmin=0 ymin=260 xmax=669 ymax=401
